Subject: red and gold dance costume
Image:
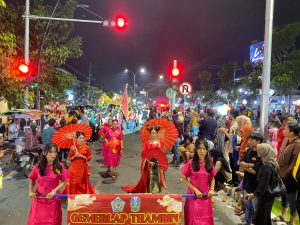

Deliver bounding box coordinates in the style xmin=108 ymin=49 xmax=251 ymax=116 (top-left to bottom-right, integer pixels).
xmin=64 ymin=144 xmax=94 ymax=194
xmin=104 ymin=127 xmax=124 ymax=167
xmin=122 ymin=140 xmax=166 ymax=193
xmin=98 ymin=123 xmax=111 ymax=166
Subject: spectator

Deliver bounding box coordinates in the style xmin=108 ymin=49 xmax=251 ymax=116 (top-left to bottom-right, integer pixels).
xmin=7 ymin=119 xmax=18 ymax=144
xmin=25 ymin=122 xmax=41 ymax=151
xmin=210 ymin=149 xmax=231 ymax=191
xmin=245 ymin=143 xmax=278 ymax=225
xmin=184 ymin=137 xmax=195 ymax=161
xmin=239 ymin=133 xmax=263 ymax=225
xmin=0 ymin=118 xmax=6 ymax=137
xmin=199 ymin=109 xmax=217 ymax=150
xmin=42 ymin=118 xmax=56 ymax=145
xmin=274 ymin=123 xmax=300 ymax=225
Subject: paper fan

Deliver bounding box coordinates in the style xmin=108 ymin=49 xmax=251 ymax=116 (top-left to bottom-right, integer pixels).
xmin=140 ymin=118 xmax=178 ymax=150
xmin=52 ymin=124 xmax=92 ymax=148
xmin=142 ymin=147 xmax=168 ymax=171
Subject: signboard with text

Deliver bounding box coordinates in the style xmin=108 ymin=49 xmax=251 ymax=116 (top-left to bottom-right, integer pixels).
xmin=67 ymin=194 xmax=182 ymax=225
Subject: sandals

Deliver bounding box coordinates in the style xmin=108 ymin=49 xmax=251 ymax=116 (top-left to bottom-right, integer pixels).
xmin=272 ymin=216 xmax=287 ymax=223
xmin=111 ymin=175 xmax=117 ymax=180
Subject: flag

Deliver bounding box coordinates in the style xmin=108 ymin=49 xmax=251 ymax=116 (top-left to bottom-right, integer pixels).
xmin=121 ymin=84 xmax=129 ymax=121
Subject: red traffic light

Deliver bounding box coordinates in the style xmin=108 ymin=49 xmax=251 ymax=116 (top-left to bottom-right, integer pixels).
xmin=169 ymin=60 xmax=181 ymax=79
xmin=19 ymin=64 xmax=29 ymax=74
xmin=172 ymin=68 xmax=180 ymax=77
xmin=115 ymin=16 xmax=127 ymax=30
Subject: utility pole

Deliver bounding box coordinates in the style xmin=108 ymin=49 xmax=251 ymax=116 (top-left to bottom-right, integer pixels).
xmin=23 ymin=1 xmax=115 ymax=108
xmin=24 ymin=0 xmax=30 ymax=109
xmin=88 ymin=63 xmax=92 ymax=101
xmin=260 ymin=0 xmax=274 ymax=140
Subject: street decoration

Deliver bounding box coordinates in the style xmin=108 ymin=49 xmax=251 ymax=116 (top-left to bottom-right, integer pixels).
xmin=121 ymin=84 xmax=129 ymax=121
xmin=179 ymin=82 xmax=192 ymax=95
xmin=67 ymin=194 xmax=182 ymax=225
xmin=44 ymin=100 xmax=67 ymax=117
xmin=140 ymin=118 xmax=178 ymax=150
xmin=52 ymin=124 xmax=92 ymax=148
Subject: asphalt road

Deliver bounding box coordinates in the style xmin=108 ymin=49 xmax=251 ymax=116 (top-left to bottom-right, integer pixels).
xmin=0 ymin=132 xmax=241 ymax=225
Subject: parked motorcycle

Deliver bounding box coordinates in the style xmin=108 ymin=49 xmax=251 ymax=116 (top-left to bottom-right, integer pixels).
xmin=22 ymin=147 xmax=42 ymax=178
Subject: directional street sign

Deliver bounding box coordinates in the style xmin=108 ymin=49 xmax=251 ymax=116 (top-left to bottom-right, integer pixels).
xmin=179 ymin=82 xmax=192 ymax=95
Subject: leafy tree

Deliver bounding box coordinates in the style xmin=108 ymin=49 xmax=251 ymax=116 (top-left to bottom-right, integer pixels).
xmin=0 ymin=0 xmax=6 ymax=8
xmin=271 ymin=22 xmax=300 ymax=96
xmin=217 ymin=61 xmax=238 ymax=93
xmin=0 ymin=0 xmax=82 ymax=108
xmin=217 ymin=61 xmax=240 ymax=104
xmin=197 ymin=70 xmax=216 ymax=92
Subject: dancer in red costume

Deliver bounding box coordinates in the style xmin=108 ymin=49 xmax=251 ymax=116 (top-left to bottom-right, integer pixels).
xmin=64 ymin=131 xmax=94 ymax=194
xmin=104 ymin=119 xmax=124 ymax=180
xmin=98 ymin=119 xmax=112 ymax=175
xmin=121 ymin=127 xmax=167 ymax=193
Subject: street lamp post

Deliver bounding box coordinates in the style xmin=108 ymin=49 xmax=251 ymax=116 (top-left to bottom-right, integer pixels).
xmin=124 ymin=68 xmax=145 ymax=99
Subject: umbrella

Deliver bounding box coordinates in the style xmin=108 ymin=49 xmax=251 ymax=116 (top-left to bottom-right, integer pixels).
xmin=52 ymin=124 xmax=92 ymax=148
xmin=140 ymin=118 xmax=178 ymax=150
xmin=142 ymin=147 xmax=168 ymax=171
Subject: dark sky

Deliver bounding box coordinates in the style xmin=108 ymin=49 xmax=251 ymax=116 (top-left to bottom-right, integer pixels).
xmin=68 ymin=0 xmax=300 ymax=94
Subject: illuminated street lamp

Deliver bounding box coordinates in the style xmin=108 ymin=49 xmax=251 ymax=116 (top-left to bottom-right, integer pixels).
xmin=159 ymin=74 xmax=164 ymax=80
xmin=124 ymin=67 xmax=146 ymax=98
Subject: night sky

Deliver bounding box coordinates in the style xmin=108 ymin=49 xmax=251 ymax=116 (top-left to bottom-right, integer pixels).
xmin=67 ymin=0 xmax=300 ymax=95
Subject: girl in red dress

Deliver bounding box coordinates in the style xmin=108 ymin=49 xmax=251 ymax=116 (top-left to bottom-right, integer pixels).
xmin=121 ymin=127 xmax=167 ymax=193
xmin=65 ymin=131 xmax=94 ymax=194
xmin=104 ymin=119 xmax=124 ymax=180
xmin=27 ymin=143 xmax=68 ymax=225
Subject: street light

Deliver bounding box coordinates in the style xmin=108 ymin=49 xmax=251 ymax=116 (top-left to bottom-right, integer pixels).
xmin=124 ymin=67 xmax=146 ymax=98
xmin=159 ymin=74 xmax=164 ymax=80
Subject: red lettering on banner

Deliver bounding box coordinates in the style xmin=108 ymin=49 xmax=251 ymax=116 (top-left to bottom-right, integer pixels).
xmin=68 ymin=194 xmax=182 ymax=225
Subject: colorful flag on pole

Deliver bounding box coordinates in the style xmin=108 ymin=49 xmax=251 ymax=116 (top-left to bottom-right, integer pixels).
xmin=121 ymin=84 xmax=129 ymax=121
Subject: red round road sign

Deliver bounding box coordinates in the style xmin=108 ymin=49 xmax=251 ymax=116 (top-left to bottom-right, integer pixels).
xmin=179 ymin=82 xmax=192 ymax=95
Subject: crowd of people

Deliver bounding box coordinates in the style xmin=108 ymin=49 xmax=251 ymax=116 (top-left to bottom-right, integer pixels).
xmin=1 ymin=103 xmax=300 ymax=225
xmin=163 ymin=107 xmax=300 ymax=225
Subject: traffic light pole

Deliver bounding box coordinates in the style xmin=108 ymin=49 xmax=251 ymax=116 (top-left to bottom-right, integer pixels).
xmin=23 ymin=1 xmax=110 ymax=109
xmin=260 ymin=0 xmax=274 ymax=140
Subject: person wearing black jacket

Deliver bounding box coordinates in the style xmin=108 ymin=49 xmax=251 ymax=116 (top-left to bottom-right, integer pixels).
xmin=245 ymin=143 xmax=278 ymax=225
xmin=209 ymin=149 xmax=231 ymax=190
xmin=239 ymin=133 xmax=263 ymax=225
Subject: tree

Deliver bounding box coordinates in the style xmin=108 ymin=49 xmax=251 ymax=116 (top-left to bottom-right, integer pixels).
xmin=217 ymin=61 xmax=238 ymax=93
xmin=271 ymin=23 xmax=300 ymax=96
xmin=0 ymin=0 xmax=6 ymax=8
xmin=0 ymin=0 xmax=83 ymax=107
xmin=197 ymin=70 xmax=224 ymax=104
xmin=217 ymin=61 xmax=240 ymax=104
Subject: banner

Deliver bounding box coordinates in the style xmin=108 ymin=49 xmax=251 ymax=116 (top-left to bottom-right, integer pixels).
xmin=67 ymin=194 xmax=182 ymax=225
xmin=121 ymin=84 xmax=129 ymax=121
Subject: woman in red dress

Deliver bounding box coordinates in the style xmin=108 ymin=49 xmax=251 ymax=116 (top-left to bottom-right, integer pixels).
xmin=98 ymin=119 xmax=112 ymax=175
xmin=121 ymin=127 xmax=167 ymax=193
xmin=65 ymin=131 xmax=94 ymax=194
xmin=104 ymin=119 xmax=124 ymax=180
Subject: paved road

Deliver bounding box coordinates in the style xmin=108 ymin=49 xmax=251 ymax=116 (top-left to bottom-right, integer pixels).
xmin=0 ymin=132 xmax=241 ymax=225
